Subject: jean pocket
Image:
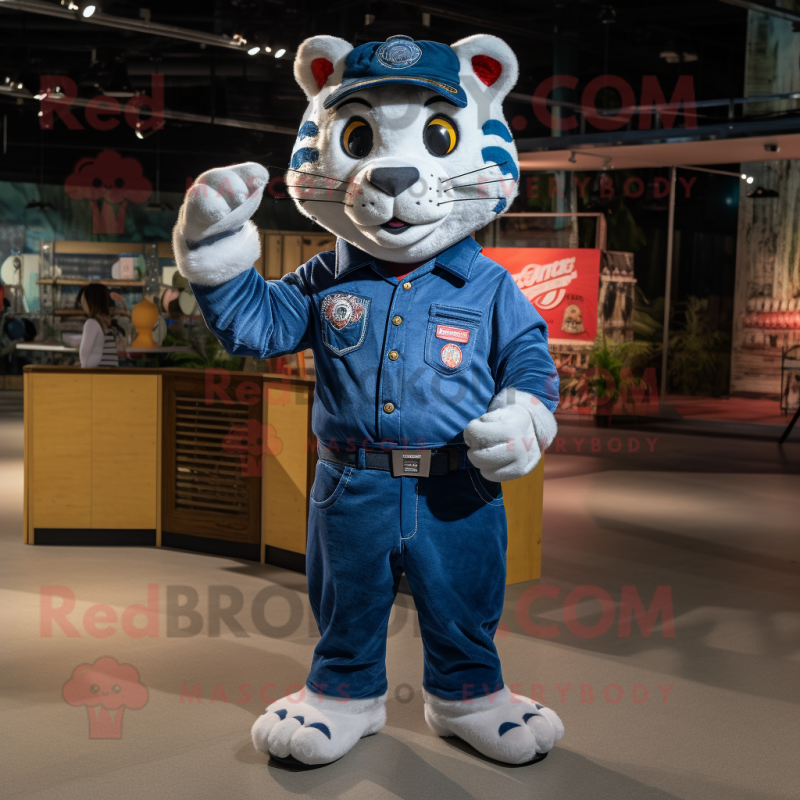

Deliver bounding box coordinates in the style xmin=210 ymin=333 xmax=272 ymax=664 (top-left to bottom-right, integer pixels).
xmin=320 ymin=292 xmax=371 ymax=356
xmin=424 ymin=303 xmax=482 ymax=376
xmin=468 ymin=469 xmax=504 ymax=505
xmin=310 ymin=460 xmax=353 ymax=509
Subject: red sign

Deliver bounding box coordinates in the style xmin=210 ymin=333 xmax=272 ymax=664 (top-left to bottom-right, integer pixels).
xmin=435 ymin=324 xmax=470 ymax=343
xmin=484 ymin=247 xmax=601 ymax=343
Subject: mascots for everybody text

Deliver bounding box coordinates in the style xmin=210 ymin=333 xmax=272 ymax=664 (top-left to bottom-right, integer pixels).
xmin=174 ymin=33 xmax=563 ymax=766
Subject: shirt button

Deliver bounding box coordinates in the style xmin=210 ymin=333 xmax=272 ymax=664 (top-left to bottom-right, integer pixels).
xmin=383 ymin=402 xmax=395 ymax=414
xmin=392 ymin=315 xmax=403 ymax=326
xmin=403 ymin=282 xmax=412 ymax=290
xmin=388 ymin=350 xmax=399 ymax=361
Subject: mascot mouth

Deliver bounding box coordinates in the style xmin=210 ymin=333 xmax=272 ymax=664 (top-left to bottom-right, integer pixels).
xmin=381 ymin=217 xmax=413 ymax=235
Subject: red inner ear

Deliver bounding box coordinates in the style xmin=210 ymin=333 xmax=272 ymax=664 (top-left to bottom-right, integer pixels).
xmin=311 ymin=58 xmax=335 ymax=90
xmin=472 ymin=55 xmax=502 ymax=87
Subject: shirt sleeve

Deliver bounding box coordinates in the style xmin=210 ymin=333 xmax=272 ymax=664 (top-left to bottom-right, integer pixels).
xmin=489 ymin=271 xmax=560 ymax=412
xmin=191 ymin=266 xmax=313 ymax=359
xmin=79 ymin=318 xmax=104 ymax=368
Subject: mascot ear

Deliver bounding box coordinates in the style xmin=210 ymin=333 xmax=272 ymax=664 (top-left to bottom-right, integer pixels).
xmin=450 ymin=34 xmax=519 ymax=103
xmin=294 ymin=35 xmax=353 ymax=101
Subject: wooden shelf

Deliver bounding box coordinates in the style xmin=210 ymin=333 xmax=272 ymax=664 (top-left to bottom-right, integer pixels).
xmin=37 ymin=279 xmax=146 ymax=287
xmin=53 ymin=309 xmax=88 ymax=316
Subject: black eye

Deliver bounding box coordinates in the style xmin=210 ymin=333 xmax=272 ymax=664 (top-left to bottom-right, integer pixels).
xmin=114 ymin=177 xmax=124 ymax=188
xmin=111 ymin=684 xmax=121 ymax=694
xmin=342 ymin=117 xmax=373 ymax=159
xmin=92 ymin=177 xmax=102 ymax=188
xmin=424 ymin=115 xmax=458 ymax=156
xmin=90 ymin=684 xmax=100 ymax=694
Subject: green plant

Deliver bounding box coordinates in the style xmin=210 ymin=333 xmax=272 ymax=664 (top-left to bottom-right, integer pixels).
xmin=586 ymin=338 xmax=655 ymax=403
xmin=666 ymin=297 xmax=730 ymax=396
xmin=166 ymin=328 xmax=243 ymax=371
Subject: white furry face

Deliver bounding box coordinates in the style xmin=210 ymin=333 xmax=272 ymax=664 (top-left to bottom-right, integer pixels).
xmin=289 ymin=35 xmax=520 ymax=264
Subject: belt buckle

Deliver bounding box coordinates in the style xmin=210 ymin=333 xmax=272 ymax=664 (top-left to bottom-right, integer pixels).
xmin=391 ymin=449 xmax=432 ymax=478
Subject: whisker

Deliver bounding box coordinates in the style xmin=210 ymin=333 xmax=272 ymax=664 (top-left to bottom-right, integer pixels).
xmin=440 ymin=161 xmax=512 ymax=183
xmin=286 ymin=185 xmax=350 ymax=193
xmin=267 ymin=165 xmax=349 ymax=184
xmin=448 ymin=178 xmax=516 ymax=190
xmin=437 ymin=197 xmax=502 ymax=205
xmin=284 ymin=197 xmax=352 ymax=206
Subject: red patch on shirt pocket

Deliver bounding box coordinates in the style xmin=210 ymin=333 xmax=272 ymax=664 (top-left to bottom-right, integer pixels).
xmin=435 ymin=324 xmax=470 ymax=343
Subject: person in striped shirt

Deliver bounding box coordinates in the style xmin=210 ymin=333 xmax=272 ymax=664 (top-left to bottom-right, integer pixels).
xmin=78 ymin=284 xmax=120 ymax=368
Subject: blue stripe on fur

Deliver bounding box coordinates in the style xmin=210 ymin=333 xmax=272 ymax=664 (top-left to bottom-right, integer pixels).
xmin=298 ymin=120 xmax=319 ymax=140
xmin=482 ymin=119 xmax=513 ymax=142
xmin=481 ymin=146 xmax=517 ymax=214
xmin=306 ymin=722 xmax=332 ymax=739
xmin=493 ymin=198 xmax=508 ymax=214
xmin=498 ymin=722 xmax=521 ymax=736
xmin=291 ymin=147 xmax=319 ymax=170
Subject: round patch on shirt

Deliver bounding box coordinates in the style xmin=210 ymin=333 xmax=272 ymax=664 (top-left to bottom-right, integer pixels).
xmin=440 ymin=343 xmax=463 ymax=369
xmin=321 ymin=293 xmax=366 ymax=330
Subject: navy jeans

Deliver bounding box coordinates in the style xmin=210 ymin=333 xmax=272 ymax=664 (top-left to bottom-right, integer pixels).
xmin=305 ymin=456 xmax=507 ymax=702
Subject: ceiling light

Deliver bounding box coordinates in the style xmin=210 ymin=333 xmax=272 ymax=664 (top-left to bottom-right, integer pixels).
xmin=232 ymin=34 xmax=247 ymax=46
xmin=134 ymin=121 xmax=155 ymax=140
xmin=264 ymin=46 xmax=272 ymax=53
xmin=746 ymin=176 xmax=754 ymax=184
xmin=247 ymin=45 xmax=260 ymax=55
xmin=741 ymin=173 xmax=747 ymax=179
xmin=81 ymin=3 xmax=97 ymax=18
xmin=274 ymin=48 xmax=286 ymax=58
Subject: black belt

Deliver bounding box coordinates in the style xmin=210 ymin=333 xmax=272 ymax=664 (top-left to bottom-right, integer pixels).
xmin=318 ymin=443 xmax=469 ymax=477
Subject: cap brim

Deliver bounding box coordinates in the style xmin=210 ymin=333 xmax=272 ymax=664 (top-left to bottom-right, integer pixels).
xmin=323 ymin=76 xmax=467 ymax=109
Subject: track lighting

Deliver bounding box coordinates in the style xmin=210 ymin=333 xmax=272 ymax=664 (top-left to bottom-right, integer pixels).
xmin=274 ymin=48 xmax=286 ymax=58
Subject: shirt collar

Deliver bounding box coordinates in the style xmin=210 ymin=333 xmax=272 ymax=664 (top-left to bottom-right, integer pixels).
xmin=334 ymin=235 xmax=482 ymax=282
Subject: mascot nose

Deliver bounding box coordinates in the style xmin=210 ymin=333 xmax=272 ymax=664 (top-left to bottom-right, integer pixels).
xmin=367 ymin=166 xmax=420 ymax=197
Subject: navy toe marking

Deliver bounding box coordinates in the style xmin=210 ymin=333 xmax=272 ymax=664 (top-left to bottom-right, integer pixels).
xmin=523 ymin=712 xmax=540 ymax=723
xmin=534 ymin=703 xmax=543 ymax=709
xmin=306 ymin=722 xmax=332 ymax=739
xmin=273 ymin=708 xmax=287 ymax=720
xmin=293 ymin=715 xmax=305 ymax=725
xmin=498 ymin=722 xmax=521 ymax=737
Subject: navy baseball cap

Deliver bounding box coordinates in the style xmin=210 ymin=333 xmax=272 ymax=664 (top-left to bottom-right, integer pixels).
xmin=323 ymin=35 xmax=467 ymax=109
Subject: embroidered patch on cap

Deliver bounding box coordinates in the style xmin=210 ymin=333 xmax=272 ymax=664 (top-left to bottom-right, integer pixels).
xmin=435 ymin=324 xmax=470 ymax=344
xmin=321 ymin=293 xmax=367 ymax=330
xmin=377 ymin=38 xmax=423 ymax=70
xmin=440 ymin=343 xmax=463 ymax=369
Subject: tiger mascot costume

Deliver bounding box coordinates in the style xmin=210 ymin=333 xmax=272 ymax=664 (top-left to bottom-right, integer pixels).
xmin=174 ymin=33 xmax=563 ymax=766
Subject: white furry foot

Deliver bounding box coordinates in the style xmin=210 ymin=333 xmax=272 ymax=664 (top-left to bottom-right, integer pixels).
xmin=251 ymin=689 xmax=387 ymax=765
xmin=423 ymin=685 xmax=564 ymax=765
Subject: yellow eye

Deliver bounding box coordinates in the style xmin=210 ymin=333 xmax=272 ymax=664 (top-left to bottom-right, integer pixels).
xmin=425 ymin=116 xmax=457 ymax=156
xmin=342 ymin=118 xmax=373 ymax=158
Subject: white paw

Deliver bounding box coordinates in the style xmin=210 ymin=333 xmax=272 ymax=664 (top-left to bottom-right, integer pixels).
xmin=173 ymin=162 xmax=268 ymax=286
xmin=464 ymin=388 xmax=557 ymax=483
xmin=424 ymin=686 xmax=564 ymax=765
xmin=251 ymin=690 xmax=386 ymax=765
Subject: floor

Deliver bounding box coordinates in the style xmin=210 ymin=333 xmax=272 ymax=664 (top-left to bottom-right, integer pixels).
xmin=1 ymin=389 xmax=799 ymax=800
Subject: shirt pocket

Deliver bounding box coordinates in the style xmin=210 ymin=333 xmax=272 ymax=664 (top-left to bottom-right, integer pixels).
xmin=320 ymin=292 xmax=371 ymax=356
xmin=424 ymin=303 xmax=482 ymax=376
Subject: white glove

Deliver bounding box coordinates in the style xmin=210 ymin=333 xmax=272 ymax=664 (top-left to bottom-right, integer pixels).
xmin=464 ymin=388 xmax=557 ymax=482
xmin=172 ymin=162 xmax=269 ymax=287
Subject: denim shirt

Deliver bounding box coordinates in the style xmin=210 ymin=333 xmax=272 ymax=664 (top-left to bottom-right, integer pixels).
xmin=192 ymin=235 xmax=559 ymax=450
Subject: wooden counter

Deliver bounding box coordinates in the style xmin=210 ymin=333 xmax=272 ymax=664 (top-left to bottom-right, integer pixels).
xmin=23 ymin=366 xmax=543 ymax=584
